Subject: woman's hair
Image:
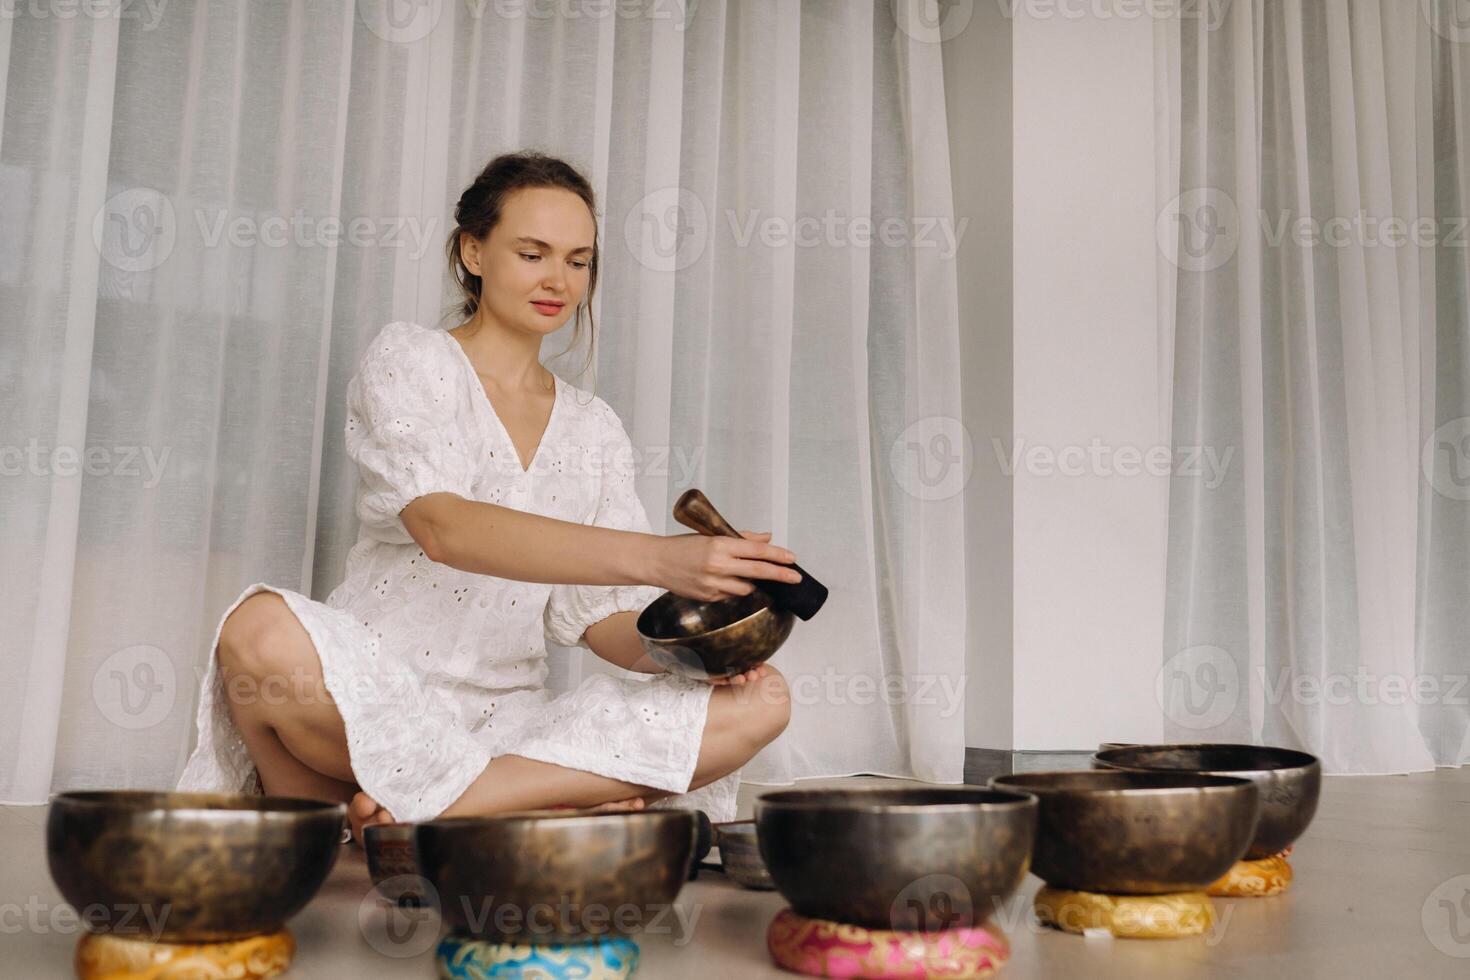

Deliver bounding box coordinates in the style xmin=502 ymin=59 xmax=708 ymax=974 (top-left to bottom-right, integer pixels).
xmin=443 ymin=151 xmax=599 ymax=380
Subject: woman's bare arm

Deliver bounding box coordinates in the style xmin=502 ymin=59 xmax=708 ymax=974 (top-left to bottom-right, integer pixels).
xmin=401 ymin=492 xmax=803 ymax=598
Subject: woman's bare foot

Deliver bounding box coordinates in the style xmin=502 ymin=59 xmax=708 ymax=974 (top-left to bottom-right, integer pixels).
xmin=348 ymin=790 xmax=396 ymax=839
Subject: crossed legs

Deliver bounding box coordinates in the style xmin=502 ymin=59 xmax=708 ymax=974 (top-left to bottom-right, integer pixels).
xmin=215 ymin=592 xmax=790 ymax=839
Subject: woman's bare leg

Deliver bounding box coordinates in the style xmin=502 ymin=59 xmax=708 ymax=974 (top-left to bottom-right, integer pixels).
xmin=438 ymin=667 xmax=791 ymax=818
xmin=215 ymin=593 xmax=359 ymax=803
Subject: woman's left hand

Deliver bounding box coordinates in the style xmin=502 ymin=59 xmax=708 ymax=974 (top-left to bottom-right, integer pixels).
xmin=707 ymin=663 xmax=773 ymax=686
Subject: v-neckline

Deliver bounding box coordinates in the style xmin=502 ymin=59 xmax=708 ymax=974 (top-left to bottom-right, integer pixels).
xmin=443 ymin=329 xmax=561 ymax=476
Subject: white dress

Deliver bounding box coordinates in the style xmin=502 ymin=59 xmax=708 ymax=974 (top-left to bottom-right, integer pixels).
xmin=176 ymin=320 xmax=739 ymax=823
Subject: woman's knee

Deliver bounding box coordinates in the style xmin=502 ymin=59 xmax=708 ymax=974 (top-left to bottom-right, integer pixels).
xmin=730 ymin=665 xmax=791 ymax=748
xmin=216 ymin=593 xmax=318 ymax=701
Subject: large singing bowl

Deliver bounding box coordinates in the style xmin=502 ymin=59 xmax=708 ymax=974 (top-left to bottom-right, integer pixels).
xmin=46 ymin=791 xmax=346 ymax=942
xmin=415 ymin=809 xmax=697 ymax=943
xmin=989 ymin=771 xmax=1259 ymax=894
xmin=1093 ymin=744 xmax=1321 ymax=859
xmin=754 ymin=788 xmax=1037 ymax=931
xmin=636 ymin=589 xmax=794 ymax=680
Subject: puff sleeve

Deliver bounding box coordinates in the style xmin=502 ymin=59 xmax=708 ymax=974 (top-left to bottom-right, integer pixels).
xmin=543 ymin=400 xmax=665 ymax=649
xmin=344 ymin=322 xmax=480 ymax=544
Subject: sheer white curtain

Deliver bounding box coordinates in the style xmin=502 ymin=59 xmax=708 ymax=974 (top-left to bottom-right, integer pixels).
xmin=1155 ymin=0 xmax=1470 ymax=772
xmin=0 ymin=0 xmax=968 ymax=804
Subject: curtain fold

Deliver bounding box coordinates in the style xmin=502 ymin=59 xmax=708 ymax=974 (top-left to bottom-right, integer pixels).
xmin=1157 ymin=0 xmax=1470 ymax=772
xmin=0 ymin=0 xmax=967 ymax=803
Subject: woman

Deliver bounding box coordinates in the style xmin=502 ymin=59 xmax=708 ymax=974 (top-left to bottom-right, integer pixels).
xmin=177 ymin=152 xmax=798 ymax=838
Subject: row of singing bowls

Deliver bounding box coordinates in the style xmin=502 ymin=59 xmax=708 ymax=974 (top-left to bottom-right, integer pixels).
xmin=755 ymin=788 xmax=1037 ymax=930
xmin=990 ymin=771 xmax=1259 ymax=894
xmin=636 ymin=589 xmax=794 ymax=680
xmin=46 ymin=791 xmax=345 ymax=943
xmin=414 ymin=809 xmax=697 ymax=943
xmin=1093 ymin=744 xmax=1321 ymax=858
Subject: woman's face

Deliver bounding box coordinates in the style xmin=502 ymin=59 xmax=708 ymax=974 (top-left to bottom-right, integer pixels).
xmin=465 ymin=185 xmax=595 ymax=337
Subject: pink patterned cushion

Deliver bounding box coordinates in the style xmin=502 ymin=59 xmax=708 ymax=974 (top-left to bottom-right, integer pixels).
xmin=766 ymin=907 xmax=1009 ymax=978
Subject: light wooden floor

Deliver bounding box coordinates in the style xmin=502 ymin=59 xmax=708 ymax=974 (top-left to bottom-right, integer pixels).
xmin=5 ymin=764 xmax=1469 ymax=978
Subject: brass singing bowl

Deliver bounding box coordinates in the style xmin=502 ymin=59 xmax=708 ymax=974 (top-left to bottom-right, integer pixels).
xmin=755 ymin=788 xmax=1038 ymax=931
xmin=636 ymin=589 xmax=795 ymax=680
xmin=1093 ymin=743 xmax=1321 ymax=859
xmin=363 ymin=822 xmax=427 ymax=906
xmin=46 ymin=791 xmax=345 ymax=942
xmin=415 ymin=809 xmax=697 ymax=943
xmin=989 ymin=771 xmax=1259 ymax=894
xmin=713 ymin=820 xmax=774 ymax=890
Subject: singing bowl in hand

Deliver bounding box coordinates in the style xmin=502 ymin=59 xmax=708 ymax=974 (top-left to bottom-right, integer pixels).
xmin=636 ymin=589 xmax=794 ymax=680
xmin=46 ymin=791 xmax=345 ymax=943
xmin=989 ymin=770 xmax=1259 ymax=894
xmin=1092 ymin=743 xmax=1321 ymax=859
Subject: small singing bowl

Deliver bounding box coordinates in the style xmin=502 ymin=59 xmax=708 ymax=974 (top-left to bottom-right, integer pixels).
xmin=713 ymin=821 xmax=774 ymax=890
xmin=363 ymin=823 xmax=427 ymax=906
xmin=754 ymin=788 xmax=1037 ymax=931
xmin=989 ymin=771 xmax=1259 ymax=894
xmin=635 ymin=589 xmax=795 ymax=680
xmin=1093 ymin=744 xmax=1321 ymax=859
xmin=46 ymin=791 xmax=345 ymax=943
xmin=415 ymin=809 xmax=696 ymax=944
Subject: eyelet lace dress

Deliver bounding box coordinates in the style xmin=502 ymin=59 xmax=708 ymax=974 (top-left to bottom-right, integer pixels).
xmin=176 ymin=320 xmax=740 ymax=823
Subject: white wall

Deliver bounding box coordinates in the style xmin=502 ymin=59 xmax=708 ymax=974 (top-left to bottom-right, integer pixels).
xmin=1010 ymin=8 xmax=1166 ymax=748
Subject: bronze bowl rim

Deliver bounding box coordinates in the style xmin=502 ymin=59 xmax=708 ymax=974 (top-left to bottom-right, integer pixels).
xmin=755 ymin=786 xmax=1039 ymax=815
xmin=634 ymin=589 xmax=792 ymax=646
xmin=990 ymin=770 xmax=1258 ymax=797
xmin=1091 ymin=742 xmax=1321 ymax=776
xmin=50 ymin=789 xmax=348 ymax=819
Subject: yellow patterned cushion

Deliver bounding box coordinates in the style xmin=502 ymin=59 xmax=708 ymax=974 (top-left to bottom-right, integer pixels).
xmin=1206 ymin=853 xmax=1293 ymax=897
xmin=1033 ymin=887 xmax=1215 ymax=939
xmin=76 ymin=929 xmax=293 ymax=980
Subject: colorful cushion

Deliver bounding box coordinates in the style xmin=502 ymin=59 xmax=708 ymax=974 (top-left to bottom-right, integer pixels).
xmin=75 ymin=929 xmax=294 ymax=979
xmin=766 ymin=907 xmax=1010 ymax=978
xmin=1206 ymin=853 xmax=1293 ymax=897
xmin=435 ymin=932 xmax=639 ymax=979
xmin=1033 ymin=887 xmax=1215 ymax=939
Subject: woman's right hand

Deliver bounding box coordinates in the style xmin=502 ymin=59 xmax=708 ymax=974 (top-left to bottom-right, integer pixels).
xmin=650 ymin=530 xmax=802 ymax=602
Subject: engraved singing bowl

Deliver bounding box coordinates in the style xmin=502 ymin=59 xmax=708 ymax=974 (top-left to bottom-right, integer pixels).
xmin=1093 ymin=744 xmax=1321 ymax=859
xmin=636 ymin=589 xmax=795 ymax=680
xmin=414 ymin=809 xmax=697 ymax=943
xmin=363 ymin=822 xmax=426 ymax=906
xmin=754 ymin=788 xmax=1038 ymax=931
xmin=713 ymin=820 xmax=774 ymax=890
xmin=46 ymin=791 xmax=346 ymax=942
xmin=989 ymin=771 xmax=1260 ymax=894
